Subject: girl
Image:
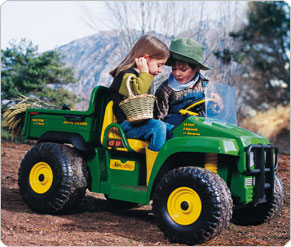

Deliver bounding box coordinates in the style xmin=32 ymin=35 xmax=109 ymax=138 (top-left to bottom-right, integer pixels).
xmin=109 ymin=34 xmax=174 ymax=184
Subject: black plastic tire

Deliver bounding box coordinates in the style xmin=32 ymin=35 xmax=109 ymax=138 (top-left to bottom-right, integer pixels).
xmin=203 ymin=168 xmax=233 ymax=234
xmin=231 ymin=172 xmax=286 ymax=226
xmin=18 ymin=142 xmax=88 ymax=214
xmin=152 ymin=167 xmax=233 ymax=245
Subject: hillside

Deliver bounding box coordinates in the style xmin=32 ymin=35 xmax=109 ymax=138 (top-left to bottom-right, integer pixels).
xmin=58 ymin=31 xmax=122 ymax=99
xmin=240 ymin=104 xmax=290 ymax=154
xmin=56 ymin=23 xmax=225 ymax=103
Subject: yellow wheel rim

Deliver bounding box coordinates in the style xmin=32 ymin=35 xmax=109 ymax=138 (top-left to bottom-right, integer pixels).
xmin=167 ymin=187 xmax=202 ymax=225
xmin=29 ymin=162 xmax=53 ymax=194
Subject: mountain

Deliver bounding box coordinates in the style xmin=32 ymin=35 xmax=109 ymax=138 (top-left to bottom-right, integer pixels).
xmin=57 ymin=25 xmax=240 ymax=110
xmin=58 ymin=30 xmax=173 ymax=109
xmin=58 ymin=31 xmax=122 ymax=100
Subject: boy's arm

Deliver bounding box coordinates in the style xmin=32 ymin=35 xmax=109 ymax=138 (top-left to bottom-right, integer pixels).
xmin=118 ymin=72 xmax=154 ymax=96
xmin=154 ymin=82 xmax=171 ymax=120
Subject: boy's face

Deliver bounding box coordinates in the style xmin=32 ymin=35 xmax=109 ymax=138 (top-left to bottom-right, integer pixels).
xmin=147 ymin=57 xmax=168 ymax=77
xmin=172 ymin=61 xmax=197 ymax=84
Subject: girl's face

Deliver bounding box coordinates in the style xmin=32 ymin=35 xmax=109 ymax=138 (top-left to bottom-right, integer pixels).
xmin=172 ymin=61 xmax=197 ymax=84
xmin=147 ymin=57 xmax=168 ymax=77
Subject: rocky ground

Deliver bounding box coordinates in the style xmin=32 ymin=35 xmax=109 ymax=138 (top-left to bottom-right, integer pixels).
xmin=1 ymin=142 xmax=290 ymax=246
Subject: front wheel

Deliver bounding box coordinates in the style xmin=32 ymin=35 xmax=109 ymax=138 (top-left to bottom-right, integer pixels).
xmin=152 ymin=167 xmax=233 ymax=245
xmin=18 ymin=142 xmax=88 ymax=214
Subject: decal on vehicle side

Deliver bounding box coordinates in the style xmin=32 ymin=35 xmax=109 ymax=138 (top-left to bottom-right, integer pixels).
xmin=109 ymin=159 xmax=135 ymax=171
xmin=32 ymin=119 xmax=45 ymax=126
xmin=63 ymin=121 xmax=88 ymax=126
xmin=182 ymin=122 xmax=200 ymax=136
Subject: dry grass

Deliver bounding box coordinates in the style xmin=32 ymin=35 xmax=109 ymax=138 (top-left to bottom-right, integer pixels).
xmin=240 ymin=104 xmax=290 ymax=153
xmin=2 ymin=95 xmax=60 ymax=139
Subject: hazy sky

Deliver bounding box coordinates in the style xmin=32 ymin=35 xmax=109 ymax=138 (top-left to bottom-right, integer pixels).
xmin=1 ymin=1 xmax=108 ymax=52
xmin=1 ymin=1 xmax=290 ymax=53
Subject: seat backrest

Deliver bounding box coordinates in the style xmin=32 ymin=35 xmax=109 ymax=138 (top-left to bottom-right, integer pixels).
xmin=100 ymin=101 xmax=121 ymax=143
xmin=86 ymin=86 xmax=110 ymax=145
xmin=100 ymin=101 xmax=148 ymax=153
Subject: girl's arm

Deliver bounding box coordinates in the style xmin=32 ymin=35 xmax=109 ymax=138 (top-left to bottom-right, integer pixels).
xmin=119 ymin=57 xmax=153 ymax=96
xmin=119 ymin=72 xmax=154 ymax=96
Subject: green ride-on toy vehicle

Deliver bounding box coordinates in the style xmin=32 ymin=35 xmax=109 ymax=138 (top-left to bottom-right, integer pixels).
xmin=18 ymin=83 xmax=285 ymax=245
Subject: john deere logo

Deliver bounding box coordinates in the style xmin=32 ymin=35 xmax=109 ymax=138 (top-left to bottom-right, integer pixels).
xmin=110 ymin=159 xmax=135 ymax=171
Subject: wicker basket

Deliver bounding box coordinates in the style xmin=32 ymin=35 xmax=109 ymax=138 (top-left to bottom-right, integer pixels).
xmin=119 ymin=74 xmax=156 ymax=123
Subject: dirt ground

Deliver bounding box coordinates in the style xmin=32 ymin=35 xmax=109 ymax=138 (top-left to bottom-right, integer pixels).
xmin=1 ymin=141 xmax=290 ymax=246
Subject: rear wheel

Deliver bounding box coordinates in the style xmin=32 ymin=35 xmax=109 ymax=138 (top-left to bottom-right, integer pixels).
xmin=152 ymin=167 xmax=232 ymax=245
xmin=231 ymin=172 xmax=286 ymax=225
xmin=18 ymin=142 xmax=88 ymax=214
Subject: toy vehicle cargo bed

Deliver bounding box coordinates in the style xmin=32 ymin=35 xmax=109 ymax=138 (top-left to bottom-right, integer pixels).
xmin=22 ymin=86 xmax=110 ymax=145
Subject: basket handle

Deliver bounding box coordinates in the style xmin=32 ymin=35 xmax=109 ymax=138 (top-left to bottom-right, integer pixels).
xmin=126 ymin=74 xmax=135 ymax=98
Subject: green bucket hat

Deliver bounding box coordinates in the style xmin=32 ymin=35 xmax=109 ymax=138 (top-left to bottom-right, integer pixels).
xmin=166 ymin=37 xmax=210 ymax=70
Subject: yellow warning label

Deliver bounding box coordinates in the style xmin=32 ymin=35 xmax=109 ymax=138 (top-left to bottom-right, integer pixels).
xmin=110 ymin=159 xmax=135 ymax=171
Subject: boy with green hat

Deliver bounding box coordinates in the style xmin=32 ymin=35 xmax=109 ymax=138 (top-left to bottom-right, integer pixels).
xmin=154 ymin=37 xmax=212 ymax=126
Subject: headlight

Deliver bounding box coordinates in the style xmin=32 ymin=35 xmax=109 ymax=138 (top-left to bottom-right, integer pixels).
xmin=245 ymin=177 xmax=255 ymax=186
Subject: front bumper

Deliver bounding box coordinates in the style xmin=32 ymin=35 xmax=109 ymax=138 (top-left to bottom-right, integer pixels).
xmin=245 ymin=144 xmax=279 ymax=205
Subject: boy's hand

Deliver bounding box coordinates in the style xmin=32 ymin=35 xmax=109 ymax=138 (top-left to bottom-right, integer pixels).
xmin=135 ymin=57 xmax=149 ymax=73
xmin=209 ymin=93 xmax=224 ymax=113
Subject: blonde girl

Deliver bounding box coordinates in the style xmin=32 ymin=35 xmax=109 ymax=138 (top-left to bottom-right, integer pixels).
xmin=109 ymin=34 xmax=174 ymax=183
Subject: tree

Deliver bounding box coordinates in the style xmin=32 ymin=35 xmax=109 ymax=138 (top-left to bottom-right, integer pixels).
xmin=1 ymin=39 xmax=79 ymax=107
xmin=215 ymin=1 xmax=290 ymax=107
xmin=80 ymin=1 xmax=247 ymax=95
xmin=80 ymin=1 xmax=208 ymax=55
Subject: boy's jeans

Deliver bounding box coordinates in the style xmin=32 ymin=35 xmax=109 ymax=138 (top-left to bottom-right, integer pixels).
xmin=121 ymin=119 xmax=174 ymax=151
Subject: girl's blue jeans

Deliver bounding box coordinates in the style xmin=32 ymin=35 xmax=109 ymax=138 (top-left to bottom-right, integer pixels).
xmin=121 ymin=119 xmax=174 ymax=151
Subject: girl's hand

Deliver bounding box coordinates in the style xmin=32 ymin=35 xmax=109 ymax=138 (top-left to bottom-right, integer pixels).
xmin=135 ymin=57 xmax=149 ymax=73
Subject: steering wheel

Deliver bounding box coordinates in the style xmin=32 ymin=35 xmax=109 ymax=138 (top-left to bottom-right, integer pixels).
xmin=179 ymin=98 xmax=214 ymax=117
